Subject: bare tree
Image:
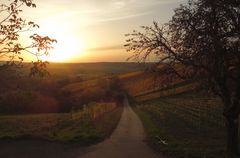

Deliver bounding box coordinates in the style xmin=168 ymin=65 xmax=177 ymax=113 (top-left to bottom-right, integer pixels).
xmin=0 ymin=0 xmax=56 ymax=75
xmin=125 ymin=0 xmax=240 ymax=157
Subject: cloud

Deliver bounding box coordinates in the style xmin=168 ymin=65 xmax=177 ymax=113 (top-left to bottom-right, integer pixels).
xmin=25 ymin=0 xmax=185 ymax=26
xmin=87 ymin=45 xmax=124 ymax=52
xmin=23 ymin=0 xmax=187 ymax=31
xmin=80 ymin=0 xmax=184 ymax=23
xmin=96 ymin=11 xmax=151 ymax=22
xmin=113 ymin=1 xmax=126 ymax=9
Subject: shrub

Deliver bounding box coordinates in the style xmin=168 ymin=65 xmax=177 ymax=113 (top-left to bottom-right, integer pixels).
xmin=0 ymin=90 xmax=37 ymax=113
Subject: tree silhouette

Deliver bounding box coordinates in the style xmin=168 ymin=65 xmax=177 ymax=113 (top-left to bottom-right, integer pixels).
xmin=125 ymin=0 xmax=239 ymax=157
xmin=0 ymin=0 xmax=56 ymax=75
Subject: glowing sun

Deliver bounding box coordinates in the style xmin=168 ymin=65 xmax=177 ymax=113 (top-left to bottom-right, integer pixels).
xmin=39 ymin=24 xmax=85 ymax=62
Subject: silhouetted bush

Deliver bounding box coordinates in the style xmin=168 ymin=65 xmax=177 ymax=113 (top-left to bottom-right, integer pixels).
xmin=0 ymin=90 xmax=36 ymax=113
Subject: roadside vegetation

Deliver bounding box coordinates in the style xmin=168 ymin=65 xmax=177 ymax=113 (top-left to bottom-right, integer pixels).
xmin=0 ymin=102 xmax=123 ymax=144
xmin=133 ymin=92 xmax=226 ymax=158
xmin=0 ymin=63 xmax=132 ymax=144
xmin=121 ymin=65 xmax=228 ymax=158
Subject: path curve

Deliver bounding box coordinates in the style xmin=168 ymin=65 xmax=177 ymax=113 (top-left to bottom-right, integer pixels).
xmin=79 ymin=97 xmax=161 ymax=158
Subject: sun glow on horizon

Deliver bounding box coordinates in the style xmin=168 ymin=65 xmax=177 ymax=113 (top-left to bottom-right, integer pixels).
xmin=18 ymin=0 xmax=185 ymax=63
xmin=38 ymin=24 xmax=85 ymax=62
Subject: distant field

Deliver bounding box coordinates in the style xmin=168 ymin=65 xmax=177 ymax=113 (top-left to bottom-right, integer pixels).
xmin=62 ymin=78 xmax=100 ymax=93
xmin=0 ymin=102 xmax=122 ymax=144
xmin=119 ymin=70 xmax=157 ymax=96
xmin=133 ymin=93 xmax=226 ymax=158
xmin=19 ymin=62 xmax=148 ymax=79
xmin=119 ymin=69 xmax=195 ymax=100
xmin=135 ymin=80 xmax=200 ymax=101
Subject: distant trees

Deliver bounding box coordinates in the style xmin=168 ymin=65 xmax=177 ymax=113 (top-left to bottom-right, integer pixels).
xmin=0 ymin=0 xmax=56 ymax=74
xmin=0 ymin=90 xmax=36 ymax=113
xmin=125 ymin=0 xmax=239 ymax=157
xmin=0 ymin=74 xmax=59 ymax=114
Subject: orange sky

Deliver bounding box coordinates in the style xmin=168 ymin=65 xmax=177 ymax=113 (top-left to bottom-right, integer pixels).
xmin=20 ymin=0 xmax=186 ymax=62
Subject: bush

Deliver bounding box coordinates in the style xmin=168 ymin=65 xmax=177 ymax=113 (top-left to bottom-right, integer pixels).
xmin=0 ymin=90 xmax=37 ymax=113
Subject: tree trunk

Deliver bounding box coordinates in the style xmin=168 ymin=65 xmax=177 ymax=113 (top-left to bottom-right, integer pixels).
xmin=226 ymin=116 xmax=240 ymax=158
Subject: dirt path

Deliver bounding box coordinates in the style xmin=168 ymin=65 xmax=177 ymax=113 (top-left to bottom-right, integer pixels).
xmin=79 ymin=98 xmax=161 ymax=158
xmin=0 ymin=98 xmax=162 ymax=158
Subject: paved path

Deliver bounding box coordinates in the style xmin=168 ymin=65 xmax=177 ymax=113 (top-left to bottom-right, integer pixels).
xmin=79 ymin=98 xmax=161 ymax=158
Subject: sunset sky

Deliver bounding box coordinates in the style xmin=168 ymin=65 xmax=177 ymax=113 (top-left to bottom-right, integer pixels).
xmin=22 ymin=0 xmax=187 ymax=62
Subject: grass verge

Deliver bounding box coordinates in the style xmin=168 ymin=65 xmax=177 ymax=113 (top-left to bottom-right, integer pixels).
xmin=0 ymin=103 xmax=123 ymax=145
xmin=133 ymin=93 xmax=227 ymax=158
xmin=48 ymin=106 xmax=123 ymax=144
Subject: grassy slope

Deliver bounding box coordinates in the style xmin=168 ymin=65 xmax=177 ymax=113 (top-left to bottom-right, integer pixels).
xmin=119 ymin=70 xmax=156 ymax=96
xmin=62 ymin=78 xmax=100 ymax=93
xmin=133 ymin=93 xmax=226 ymax=158
xmin=0 ymin=113 xmax=69 ymax=139
xmin=119 ymin=68 xmax=193 ymax=100
xmin=0 ymin=106 xmax=123 ymax=145
xmin=49 ymin=106 xmax=123 ymax=144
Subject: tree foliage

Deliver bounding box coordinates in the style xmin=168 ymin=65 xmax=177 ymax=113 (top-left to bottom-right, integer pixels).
xmin=0 ymin=0 xmax=56 ymax=74
xmin=125 ymin=0 xmax=239 ymax=157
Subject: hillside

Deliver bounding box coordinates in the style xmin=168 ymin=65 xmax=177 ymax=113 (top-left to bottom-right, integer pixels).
xmin=119 ymin=66 xmax=226 ymax=158
xmin=119 ymin=66 xmax=200 ymax=101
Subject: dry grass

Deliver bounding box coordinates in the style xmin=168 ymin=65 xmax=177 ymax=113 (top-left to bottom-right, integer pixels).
xmin=0 ymin=102 xmax=122 ymax=144
xmin=0 ymin=113 xmax=69 ymax=139
xmin=72 ymin=102 xmax=117 ymax=120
